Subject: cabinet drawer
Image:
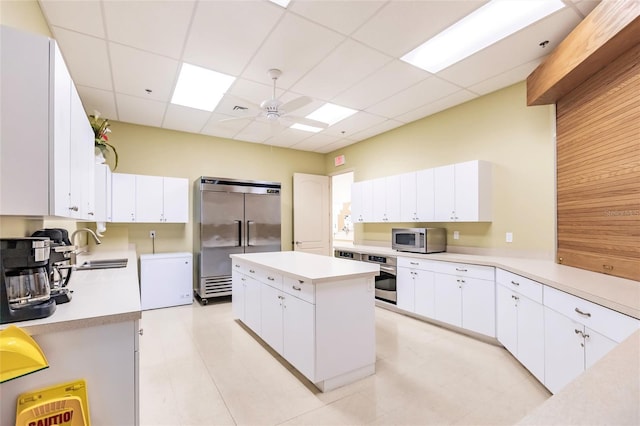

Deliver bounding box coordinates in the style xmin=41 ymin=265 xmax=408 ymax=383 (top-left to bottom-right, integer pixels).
xmin=397 ymin=257 xmax=441 ymax=271
xmin=434 ymin=261 xmax=494 ymax=280
xmin=544 ymin=286 xmax=639 ymax=343
xmin=496 ymin=269 xmax=543 ymax=303
xmin=257 ymin=268 xmax=283 ymax=290
xmin=232 ymin=260 xmax=250 ymax=276
xmin=283 ymin=276 xmax=315 ymax=304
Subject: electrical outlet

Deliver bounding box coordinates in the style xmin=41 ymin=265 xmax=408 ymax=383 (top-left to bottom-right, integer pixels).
xmin=150 ymin=230 xmax=156 ymax=238
xmin=453 ymin=231 xmax=460 ymax=240
xmin=506 ymin=232 xmax=513 ymax=243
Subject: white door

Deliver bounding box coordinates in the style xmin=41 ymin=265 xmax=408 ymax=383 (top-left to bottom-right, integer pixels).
xmin=136 ymin=175 xmax=163 ymax=222
xmin=111 ymin=173 xmax=137 ymax=222
xmin=396 ymin=267 xmax=415 ymax=312
xmin=163 ymin=177 xmax=189 ymax=223
xmin=414 ymin=269 xmax=436 ymax=319
xmin=462 ymin=277 xmax=495 ymax=337
xmin=293 ymin=173 xmax=330 ymax=255
xmin=517 ymin=295 xmax=545 ymax=381
xmin=544 ymin=307 xmax=585 ymax=394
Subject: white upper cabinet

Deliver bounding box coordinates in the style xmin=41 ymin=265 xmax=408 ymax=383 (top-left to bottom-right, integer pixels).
xmin=95 ymin=164 xmax=113 ymax=222
xmin=400 ymin=169 xmax=435 ymax=222
xmin=372 ymin=176 xmax=400 ymax=222
xmin=0 ymin=26 xmax=94 ymax=218
xmin=434 ymin=160 xmax=492 ymax=222
xmin=111 ymin=173 xmax=188 ymax=223
xmin=353 ymin=160 xmax=490 ymax=224
xmin=351 ymin=180 xmax=373 ymax=223
xmin=111 ymin=173 xmax=137 ymax=222
xmin=162 ymin=177 xmax=189 ymax=223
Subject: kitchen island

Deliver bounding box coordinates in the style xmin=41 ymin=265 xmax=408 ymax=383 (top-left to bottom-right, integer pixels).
xmin=0 ymin=248 xmax=141 ymax=425
xmin=230 ymin=251 xmax=379 ymax=391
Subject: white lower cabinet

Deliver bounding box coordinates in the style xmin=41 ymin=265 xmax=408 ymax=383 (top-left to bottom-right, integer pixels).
xmin=496 ymin=269 xmax=544 ymax=382
xmin=232 ymin=270 xmax=262 ymax=335
xmin=543 ymin=286 xmax=639 ymax=394
xmin=433 ymin=263 xmax=495 ymax=337
xmin=260 ymin=281 xmax=284 ymax=353
xmin=397 ymin=258 xmax=436 ymax=318
xmin=282 ymin=293 xmax=315 ymax=379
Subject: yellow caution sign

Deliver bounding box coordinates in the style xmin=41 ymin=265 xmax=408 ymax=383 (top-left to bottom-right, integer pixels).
xmin=15 ymin=379 xmax=91 ymax=426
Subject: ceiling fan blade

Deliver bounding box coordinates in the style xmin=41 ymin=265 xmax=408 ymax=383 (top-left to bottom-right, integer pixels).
xmin=287 ymin=115 xmax=329 ymax=129
xmin=281 ymin=96 xmax=312 ymax=113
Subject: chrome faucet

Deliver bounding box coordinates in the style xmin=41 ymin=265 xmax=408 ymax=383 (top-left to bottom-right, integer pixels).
xmin=71 ymin=228 xmax=102 ymax=246
xmin=69 ymin=228 xmax=102 ymax=264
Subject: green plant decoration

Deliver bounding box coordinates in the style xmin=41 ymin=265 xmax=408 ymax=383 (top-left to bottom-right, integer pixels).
xmin=89 ymin=111 xmax=118 ymax=170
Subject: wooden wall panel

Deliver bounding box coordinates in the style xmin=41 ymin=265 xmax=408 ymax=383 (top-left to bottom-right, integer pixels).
xmin=556 ymin=42 xmax=640 ymax=281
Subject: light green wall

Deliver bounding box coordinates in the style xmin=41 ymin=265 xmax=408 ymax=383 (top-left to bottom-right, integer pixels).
xmin=326 ymin=82 xmax=556 ymax=256
xmin=101 ymin=122 xmax=325 ymax=254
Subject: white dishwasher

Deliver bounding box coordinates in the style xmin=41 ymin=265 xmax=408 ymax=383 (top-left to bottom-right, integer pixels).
xmin=140 ymin=252 xmax=193 ymax=310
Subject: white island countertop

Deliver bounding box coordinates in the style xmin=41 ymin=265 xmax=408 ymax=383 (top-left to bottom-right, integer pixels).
xmin=231 ymin=251 xmax=379 ymax=283
xmin=0 ymin=248 xmax=141 ymax=335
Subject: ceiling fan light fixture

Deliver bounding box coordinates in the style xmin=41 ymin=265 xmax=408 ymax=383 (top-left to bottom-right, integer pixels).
xmin=400 ymin=0 xmax=565 ymax=73
xmin=307 ymin=103 xmax=357 ymax=126
xmin=171 ymin=63 xmax=235 ymax=111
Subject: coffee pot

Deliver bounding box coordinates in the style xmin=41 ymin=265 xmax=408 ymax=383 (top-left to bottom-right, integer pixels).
xmin=1 ymin=238 xmax=56 ymax=324
xmin=31 ymin=229 xmax=75 ymax=304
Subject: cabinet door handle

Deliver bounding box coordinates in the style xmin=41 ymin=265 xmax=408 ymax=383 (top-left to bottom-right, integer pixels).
xmin=292 ymin=285 xmax=302 ymax=291
xmin=298 ymin=280 xmax=304 ymax=284
xmin=410 ymin=261 xmax=419 ymax=265
xmin=456 ymin=279 xmax=465 ymax=283
xmin=139 ymin=329 xmax=144 ymax=336
xmin=455 ymin=267 xmax=467 ymax=272
xmin=575 ymin=307 xmax=591 ymax=318
xmin=234 ymin=264 xmax=240 ymax=268
xmin=69 ymin=206 xmax=79 ymax=212
xmin=267 ymin=276 xmax=275 ymax=281
xmin=510 ymin=280 xmax=519 ymax=286
xmin=249 ymin=269 xmax=255 ymax=274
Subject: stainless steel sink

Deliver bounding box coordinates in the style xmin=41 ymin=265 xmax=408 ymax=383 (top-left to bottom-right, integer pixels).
xmin=75 ymin=258 xmax=128 ymax=270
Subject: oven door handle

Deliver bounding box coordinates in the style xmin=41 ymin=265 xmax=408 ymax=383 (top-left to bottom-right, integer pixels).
xmin=379 ymin=265 xmax=396 ymax=275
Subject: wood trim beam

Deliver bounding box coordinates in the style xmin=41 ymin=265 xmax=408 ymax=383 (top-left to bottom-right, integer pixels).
xmin=527 ymin=1 xmax=640 ymax=106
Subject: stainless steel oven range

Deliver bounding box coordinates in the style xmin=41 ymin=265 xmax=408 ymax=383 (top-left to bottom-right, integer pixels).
xmin=334 ymin=249 xmax=397 ymax=304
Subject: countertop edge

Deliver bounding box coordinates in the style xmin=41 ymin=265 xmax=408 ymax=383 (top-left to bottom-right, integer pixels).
xmin=335 ymin=244 xmax=640 ymax=319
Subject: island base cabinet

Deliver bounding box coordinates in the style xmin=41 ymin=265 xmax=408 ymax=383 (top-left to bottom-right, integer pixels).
xmin=0 ymin=321 xmax=138 ymax=425
xmin=260 ymin=282 xmax=284 ymax=354
xmin=232 ymin=274 xmax=261 ymax=335
xmin=283 ymin=294 xmax=315 ymax=380
xmin=315 ymin=278 xmax=375 ymax=390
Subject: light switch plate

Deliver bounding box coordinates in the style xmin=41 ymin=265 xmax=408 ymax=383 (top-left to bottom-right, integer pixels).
xmin=506 ymin=232 xmax=513 ymax=243
xmin=453 ymin=231 xmax=460 ymax=240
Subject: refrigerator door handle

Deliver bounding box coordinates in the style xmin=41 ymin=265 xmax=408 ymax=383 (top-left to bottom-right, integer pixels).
xmin=246 ymin=220 xmax=254 ymax=247
xmin=234 ymin=220 xmax=242 ymax=247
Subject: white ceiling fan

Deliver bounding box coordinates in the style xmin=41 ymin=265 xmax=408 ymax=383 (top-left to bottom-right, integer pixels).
xmin=221 ymin=69 xmax=329 ymax=130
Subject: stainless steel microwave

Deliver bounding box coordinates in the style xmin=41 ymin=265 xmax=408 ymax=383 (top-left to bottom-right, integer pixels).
xmin=391 ymin=228 xmax=446 ymax=254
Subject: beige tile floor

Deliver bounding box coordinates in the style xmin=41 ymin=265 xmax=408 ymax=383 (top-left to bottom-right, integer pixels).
xmin=140 ymin=300 xmax=550 ymax=425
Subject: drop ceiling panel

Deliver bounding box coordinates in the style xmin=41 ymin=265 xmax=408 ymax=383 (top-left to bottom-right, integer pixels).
xmin=348 ymin=119 xmax=405 ymax=141
xmin=76 ymin=86 xmax=117 ymax=120
xmin=468 ymin=59 xmax=543 ymax=96
xmin=162 ymin=104 xmax=212 ymax=134
xmin=50 ymin=27 xmax=112 ymax=91
xmin=366 ymin=76 xmax=461 ymax=119
xmin=352 ymin=0 xmax=487 ymax=57
xmin=39 ymin=0 xmax=104 ymax=38
xmin=201 ymin=113 xmax=251 ymax=139
xmin=333 ymin=60 xmax=430 ymax=110
xmin=116 ymin=94 xmax=167 ymax=128
xmin=265 ymin=128 xmax=312 ymax=148
xmin=290 ymin=133 xmax=346 ymax=153
xmin=394 ymin=90 xmax=478 ymax=123
xmin=289 ymin=1 xmax=386 ymax=36
xmin=183 ymin=1 xmax=283 ymax=76
xmin=109 ymin=44 xmax=179 ymax=102
xmin=318 ymin=137 xmax=362 ymax=154
xmin=291 ymin=39 xmax=391 ymax=101
xmin=241 ymin=13 xmax=346 ymax=90
xmin=322 ymin=112 xmax=388 ymax=138
xmin=233 ymin=120 xmax=273 ymax=144
xmin=103 ymin=0 xmax=195 ymax=59
xmin=437 ymin=8 xmax=582 ymax=88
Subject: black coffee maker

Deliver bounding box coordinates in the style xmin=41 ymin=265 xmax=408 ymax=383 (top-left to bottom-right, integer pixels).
xmin=31 ymin=229 xmax=74 ymax=304
xmin=1 ymin=238 xmax=57 ymax=324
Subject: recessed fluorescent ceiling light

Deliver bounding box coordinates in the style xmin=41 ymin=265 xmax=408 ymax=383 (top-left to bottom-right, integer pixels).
xmin=171 ymin=63 xmax=235 ymax=111
xmin=306 ymin=103 xmax=357 ymax=126
xmin=401 ymin=0 xmax=565 ymax=73
xmin=269 ymin=0 xmax=290 ymax=8
xmin=291 ymin=123 xmax=323 ymax=133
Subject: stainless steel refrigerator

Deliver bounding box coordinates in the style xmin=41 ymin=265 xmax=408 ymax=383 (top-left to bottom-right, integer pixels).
xmin=194 ymin=177 xmax=281 ymax=303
